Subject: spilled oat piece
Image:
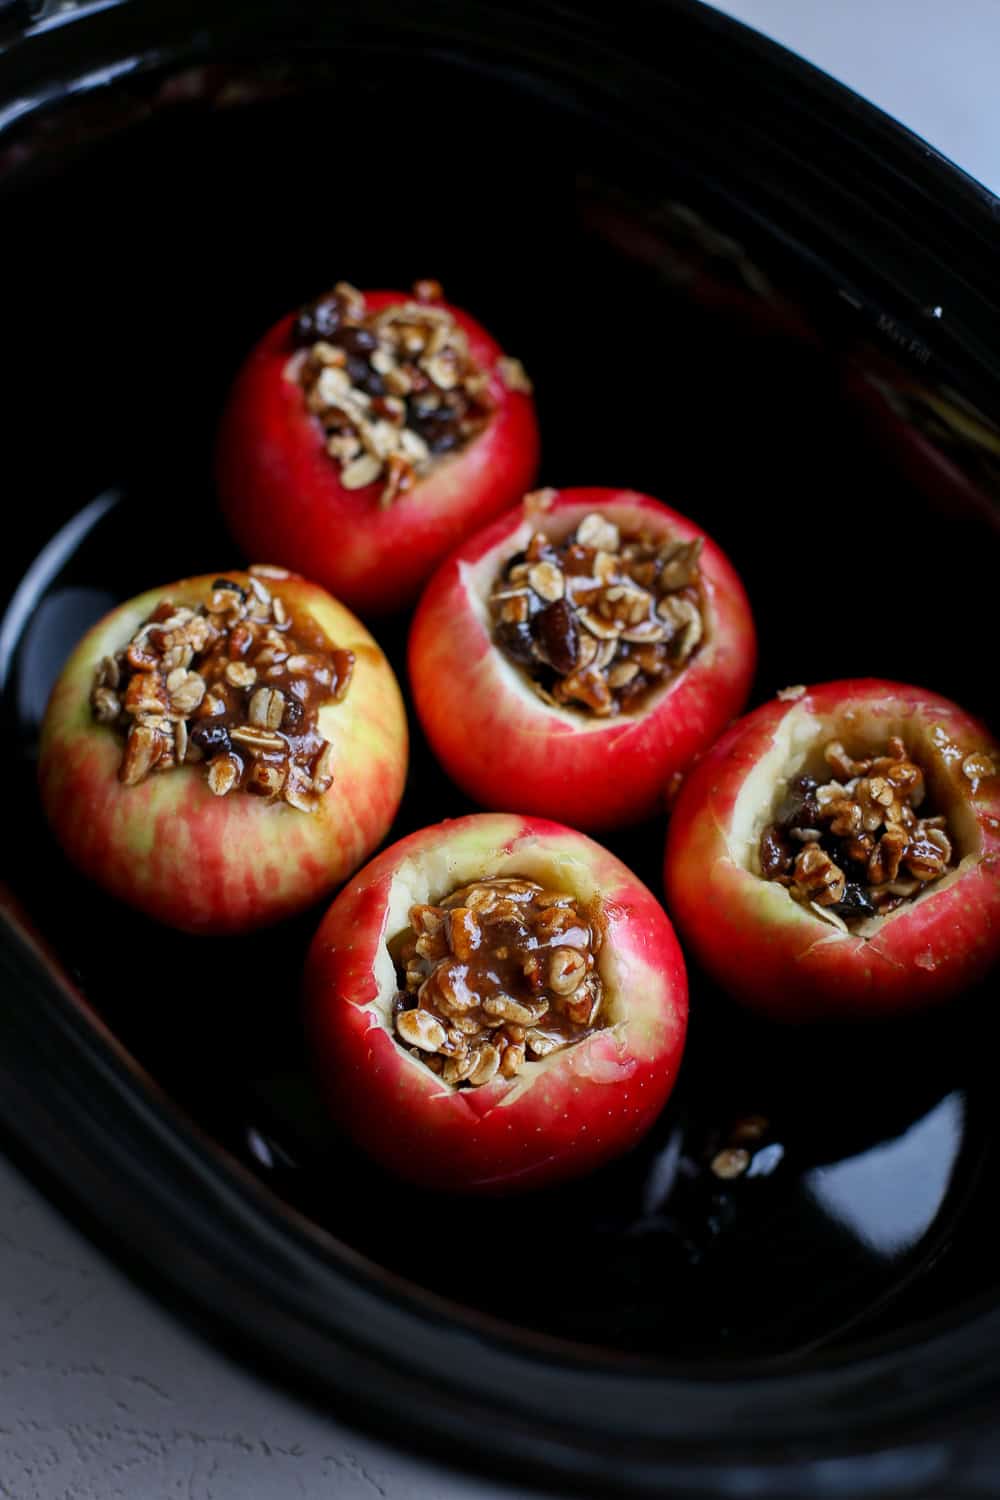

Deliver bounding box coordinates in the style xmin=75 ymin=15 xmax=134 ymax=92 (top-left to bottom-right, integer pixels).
xmin=759 ymin=736 xmax=955 ymax=926
xmin=390 ymin=876 xmax=605 ymax=1087
xmin=291 ymin=278 xmax=530 ymax=507
xmin=90 ymin=568 xmax=354 ymax=811
xmin=490 ymin=510 xmax=705 ymax=716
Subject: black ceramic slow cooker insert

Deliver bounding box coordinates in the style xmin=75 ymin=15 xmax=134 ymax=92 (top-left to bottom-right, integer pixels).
xmin=1 ymin=2 xmax=999 ymax=1495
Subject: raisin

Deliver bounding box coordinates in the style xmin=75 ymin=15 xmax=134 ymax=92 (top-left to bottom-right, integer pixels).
xmin=826 ymin=834 xmax=868 ymax=874
xmin=344 ymin=353 xmax=384 ymax=397
xmin=291 ymin=294 xmax=343 ymax=347
xmin=409 ymin=400 xmax=462 ymax=453
xmin=423 ymin=421 xmax=462 ymax=455
xmin=759 ymin=824 xmax=792 ymax=880
xmin=281 ymin=698 xmax=305 ymax=734
xmin=831 ymin=883 xmax=877 ymax=920
xmin=212 ymin=577 xmax=247 ymax=599
xmin=337 ymin=326 xmax=378 ymax=356
xmin=496 ymin=619 xmax=536 ymax=666
xmin=537 ymin=598 xmax=579 ymax=675
xmin=782 ymin=775 xmax=820 ymax=831
xmin=190 ymin=722 xmax=233 ymax=756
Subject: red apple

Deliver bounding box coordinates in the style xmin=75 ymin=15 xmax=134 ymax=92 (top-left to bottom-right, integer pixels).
xmin=305 ymin=813 xmax=688 ymax=1193
xmin=38 ymin=567 xmax=408 ymax=934
xmin=664 ymin=679 xmax=1000 ymax=1020
xmin=408 ymin=486 xmax=756 ymax=831
xmin=215 ymin=281 xmax=540 ymax=616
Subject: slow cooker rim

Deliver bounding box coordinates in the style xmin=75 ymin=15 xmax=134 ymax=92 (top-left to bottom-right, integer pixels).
xmin=4 ymin=903 xmax=1000 ymax=1495
xmin=2 ymin=1 xmax=999 ymax=1493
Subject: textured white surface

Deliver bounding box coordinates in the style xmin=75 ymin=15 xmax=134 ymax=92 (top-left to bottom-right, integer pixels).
xmin=711 ymin=0 xmax=1000 ymax=192
xmin=0 ymin=1153 xmax=528 ymax=1500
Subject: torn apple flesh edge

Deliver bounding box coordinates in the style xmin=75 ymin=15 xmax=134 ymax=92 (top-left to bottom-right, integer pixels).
xmin=730 ymin=702 xmax=986 ymax=939
xmin=365 ymin=842 xmax=628 ymax=1090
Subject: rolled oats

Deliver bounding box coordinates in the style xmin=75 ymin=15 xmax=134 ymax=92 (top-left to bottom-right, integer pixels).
xmin=496 ymin=356 xmax=533 ymax=394
xmin=248 ymin=686 xmax=286 ymax=730
xmin=292 ymin=280 xmax=527 ymax=506
xmin=167 ymin=669 xmax=206 ymax=716
xmin=491 ymin=512 xmax=706 ymax=716
xmin=397 ymin=1009 xmax=447 ymax=1052
xmin=468 ymin=1042 xmax=502 ymax=1087
xmin=527 ymin=562 xmax=565 ymax=602
xmin=225 ymin=660 xmax=257 ymax=689
xmin=207 ymin=752 xmax=241 ymax=797
xmin=759 ymin=737 xmax=957 ymax=927
xmin=173 ymin=719 xmax=189 ymax=764
xmin=576 ymin=513 xmax=619 ymax=551
xmin=711 ymin=1148 xmax=751 ymax=1181
xmin=340 ymin=452 xmax=383 ymax=490
xmin=90 ymin=575 xmax=354 ymax=812
xmin=389 ymin=876 xmax=605 ymax=1090
xmin=92 ymin=686 xmax=121 ymax=723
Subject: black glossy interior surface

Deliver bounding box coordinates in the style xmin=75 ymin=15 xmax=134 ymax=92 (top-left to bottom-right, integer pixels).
xmin=2 ymin=5 xmax=1000 ymax=1489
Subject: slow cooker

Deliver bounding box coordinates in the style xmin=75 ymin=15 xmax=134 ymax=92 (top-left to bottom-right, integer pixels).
xmin=2 ymin=2 xmax=999 ymax=1494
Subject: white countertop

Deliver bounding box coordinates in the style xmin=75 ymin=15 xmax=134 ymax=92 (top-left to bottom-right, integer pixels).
xmin=712 ymin=0 xmax=1000 ymax=192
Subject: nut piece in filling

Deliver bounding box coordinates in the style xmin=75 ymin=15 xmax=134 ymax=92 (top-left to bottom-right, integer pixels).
xmin=292 ymin=279 xmax=530 ymax=509
xmin=664 ymin=680 xmax=1000 ymax=1020
xmin=389 ymin=876 xmax=605 ymax=1086
xmin=305 ymin=812 xmax=689 ymax=1191
xmin=759 ymin=736 xmax=955 ymax=927
xmin=89 ymin=567 xmax=354 ymax=812
xmin=489 ymin=510 xmax=704 ymax=716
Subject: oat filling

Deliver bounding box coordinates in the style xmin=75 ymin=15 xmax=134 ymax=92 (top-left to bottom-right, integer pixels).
xmin=489 ymin=511 xmax=705 ymax=716
xmin=389 ymin=877 xmax=605 ymax=1088
xmin=90 ymin=568 xmax=354 ymax=811
xmin=759 ymin=736 xmax=956 ymax=925
xmin=291 ymin=278 xmax=532 ymax=508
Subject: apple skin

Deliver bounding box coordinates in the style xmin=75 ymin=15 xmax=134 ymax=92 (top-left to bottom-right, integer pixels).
xmin=305 ymin=813 xmax=688 ymax=1194
xmin=664 ymin=679 xmax=1000 ymax=1021
xmin=38 ymin=571 xmax=408 ymax=935
xmin=215 ymin=291 xmax=541 ymax=617
xmin=408 ymin=486 xmax=756 ymax=832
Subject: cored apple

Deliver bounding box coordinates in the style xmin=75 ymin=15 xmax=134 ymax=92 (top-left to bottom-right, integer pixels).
xmin=38 ymin=567 xmax=408 ymax=934
xmin=664 ymin=679 xmax=1000 ymax=1019
xmin=408 ymin=486 xmax=756 ymax=831
xmin=215 ymin=279 xmax=540 ymax=616
xmin=305 ymin=813 xmax=688 ymax=1193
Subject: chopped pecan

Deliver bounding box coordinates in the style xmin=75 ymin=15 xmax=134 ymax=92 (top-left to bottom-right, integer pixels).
xmin=389 ymin=876 xmax=604 ymax=1089
xmin=490 ymin=513 xmax=705 ymax=717
xmin=760 ymin=735 xmax=956 ymax=927
xmin=90 ymin=574 xmax=353 ymax=812
xmin=293 ymin=280 xmax=516 ymax=505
